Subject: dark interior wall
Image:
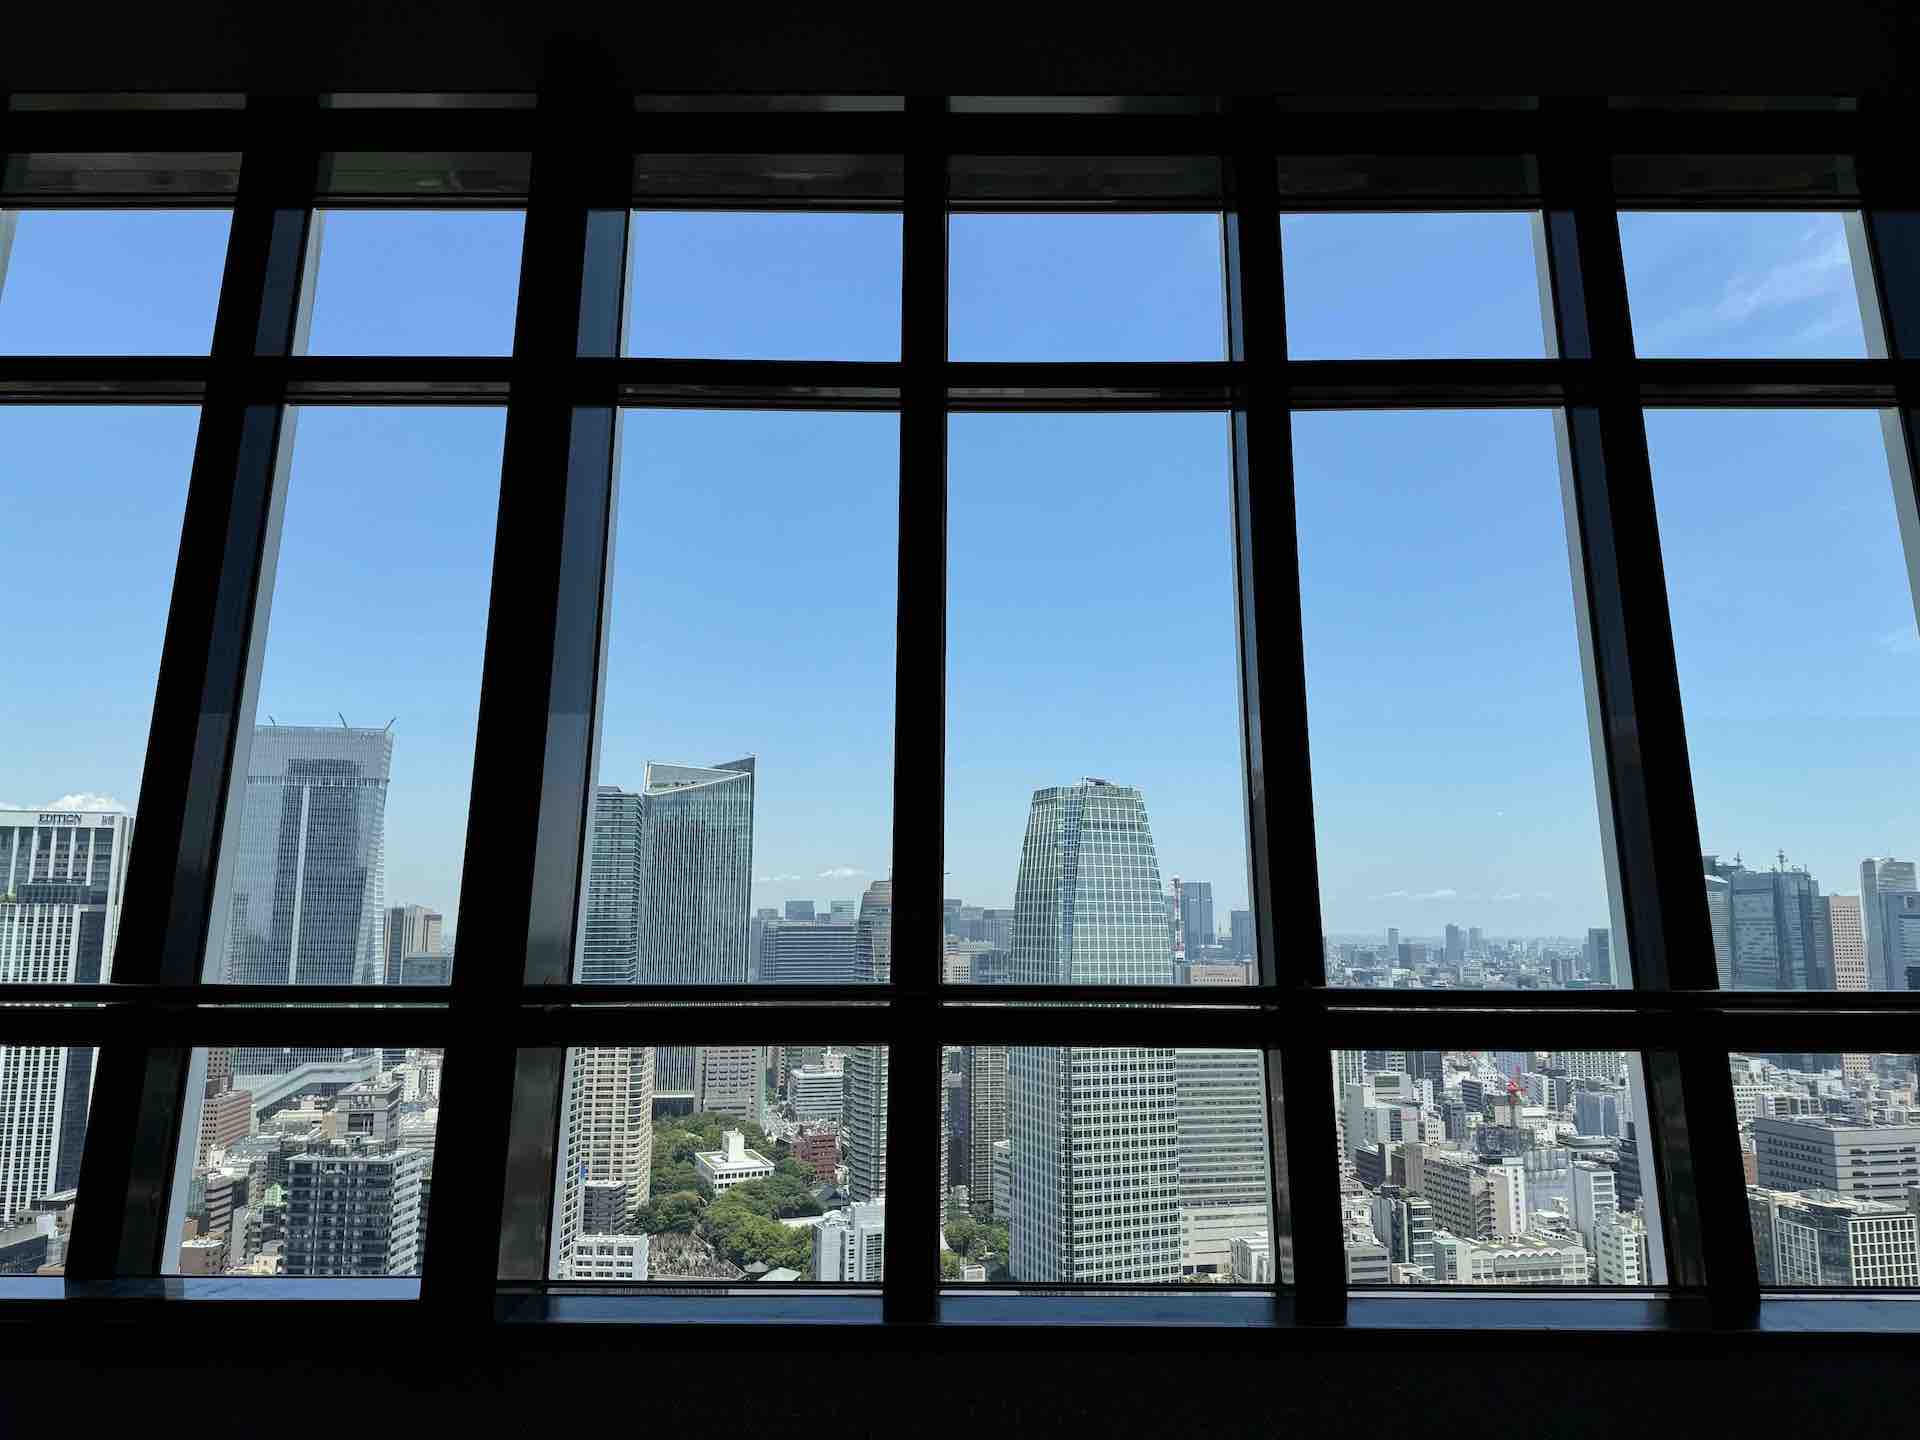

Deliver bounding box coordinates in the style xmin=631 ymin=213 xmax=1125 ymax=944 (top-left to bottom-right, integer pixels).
xmin=2 ymin=4 xmax=1915 ymax=98
xmin=26 ymin=1334 xmax=1920 ymax=1434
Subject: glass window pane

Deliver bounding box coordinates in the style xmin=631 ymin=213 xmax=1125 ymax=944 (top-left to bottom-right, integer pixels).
xmin=203 ymin=408 xmax=503 ymax=985
xmin=1281 ymin=212 xmax=1548 ymax=359
xmin=1736 ymin=1051 xmax=1920 ymax=1288
xmin=1294 ymin=411 xmax=1625 ymax=990
xmin=587 ymin=412 xmax=897 ymax=985
xmin=948 ymin=214 xmax=1225 ymax=361
xmin=1 ymin=406 xmax=198 ymax=951
xmin=1619 ymin=211 xmax=1873 ymax=358
xmin=550 ymin=1043 xmax=886 ymax=1281
xmin=947 ymin=414 xmax=1251 ymax=985
xmin=304 ymin=210 xmax=524 ymax=355
xmin=944 ymin=1045 xmax=1273 ymax=1285
xmin=0 ymin=407 xmax=196 ymax=1268
xmin=1332 ymin=1048 xmax=1666 ymax=1287
xmin=0 ymin=210 xmax=230 ymax=353
xmin=625 ymin=212 xmax=901 ymax=360
xmin=1648 ymin=409 xmax=1915 ymax=990
xmin=167 ymin=1046 xmax=445 ymax=1278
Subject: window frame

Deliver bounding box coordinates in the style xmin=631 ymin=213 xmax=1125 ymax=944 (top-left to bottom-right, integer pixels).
xmin=0 ymin=91 xmax=1916 ymax=1333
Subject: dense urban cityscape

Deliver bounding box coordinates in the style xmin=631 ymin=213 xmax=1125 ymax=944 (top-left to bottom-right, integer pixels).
xmin=1 ymin=722 xmax=1916 ymax=1288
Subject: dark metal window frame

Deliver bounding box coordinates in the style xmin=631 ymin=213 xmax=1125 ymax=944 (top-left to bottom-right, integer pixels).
xmin=1 ymin=92 xmax=1917 ymax=1334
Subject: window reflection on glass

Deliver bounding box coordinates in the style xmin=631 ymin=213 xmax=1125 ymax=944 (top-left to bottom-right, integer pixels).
xmin=1648 ymin=409 xmax=1919 ymax=991
xmin=1331 ymin=1048 xmax=1665 ymax=1287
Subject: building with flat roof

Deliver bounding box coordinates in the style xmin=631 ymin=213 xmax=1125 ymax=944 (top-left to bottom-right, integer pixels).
xmin=694 ymin=1129 xmax=775 ymax=1194
xmin=569 ymin=1232 xmax=649 ymax=1282
xmin=1753 ymin=1115 xmax=1920 ymax=1202
xmin=810 ymin=1199 xmax=885 ymax=1281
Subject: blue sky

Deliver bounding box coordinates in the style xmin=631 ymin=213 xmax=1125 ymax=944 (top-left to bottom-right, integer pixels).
xmin=2 ymin=202 xmax=1911 ymax=945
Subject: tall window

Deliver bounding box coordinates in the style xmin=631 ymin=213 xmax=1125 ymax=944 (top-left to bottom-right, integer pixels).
xmin=0 ymin=102 xmax=1913 ymax=1326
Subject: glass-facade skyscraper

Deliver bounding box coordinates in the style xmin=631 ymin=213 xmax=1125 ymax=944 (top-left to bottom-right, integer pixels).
xmin=632 ymin=759 xmax=755 ymax=985
xmin=217 ymin=725 xmax=392 ymax=987
xmin=1007 ymin=780 xmax=1180 ymax=1282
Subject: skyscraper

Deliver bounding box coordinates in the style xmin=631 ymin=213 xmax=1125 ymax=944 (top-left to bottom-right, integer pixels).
xmin=844 ymin=1044 xmax=888 ymax=1202
xmin=1582 ymin=928 xmax=1613 ymax=986
xmin=968 ymin=1045 xmax=1008 ymax=1220
xmin=0 ymin=809 xmax=132 ymax=1222
xmin=1008 ymin=780 xmax=1180 ymax=1282
xmin=1704 ymin=855 xmax=1833 ymax=991
xmin=580 ymin=786 xmax=646 ymax=985
xmin=632 ymin=759 xmax=754 ymax=985
xmin=854 ymin=879 xmax=892 ymax=983
xmin=1229 ymin=909 xmax=1254 ymax=962
xmin=1180 ymin=880 xmax=1215 ymax=961
xmin=219 ymin=725 xmax=392 ymax=986
xmin=1829 ymin=894 xmax=1868 ymax=991
xmin=1444 ymin=924 xmax=1465 ymax=967
xmin=555 ymin=1046 xmax=654 ymax=1279
xmin=383 ymin=903 xmax=443 ymax=985
xmin=1869 ymin=891 xmax=1920 ymax=991
xmin=1861 ymin=857 xmax=1917 ymax=990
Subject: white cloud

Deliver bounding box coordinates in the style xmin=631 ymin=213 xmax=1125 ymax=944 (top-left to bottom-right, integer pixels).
xmin=44 ymin=792 xmax=127 ymax=813
xmin=1413 ymin=888 xmax=1458 ymax=902
xmin=817 ymin=865 xmax=865 ymax=881
xmin=1492 ymin=891 xmax=1526 ymax=902
xmin=755 ymin=873 xmax=801 ymax=884
xmin=1648 ymin=228 xmax=1856 ymax=348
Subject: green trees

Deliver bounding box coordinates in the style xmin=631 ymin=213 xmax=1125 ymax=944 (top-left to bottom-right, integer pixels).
xmin=633 ymin=1114 xmax=824 ymax=1272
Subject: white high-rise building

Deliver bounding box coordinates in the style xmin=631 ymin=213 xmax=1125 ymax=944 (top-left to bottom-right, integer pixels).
xmin=1596 ymin=1216 xmax=1651 ymax=1285
xmin=1008 ymin=781 xmax=1180 ymax=1283
xmin=1861 ymin=857 xmax=1918 ymax=991
xmin=553 ymin=1046 xmax=653 ymax=1279
xmin=811 ymin=1198 xmax=885 ymax=1281
xmin=1571 ymin=1160 xmax=1618 ymax=1252
xmin=0 ymin=809 xmax=132 ymax=1223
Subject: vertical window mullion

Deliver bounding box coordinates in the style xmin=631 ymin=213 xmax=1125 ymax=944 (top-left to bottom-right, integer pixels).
xmin=1226 ymin=115 xmax=1345 ymax=1324
xmin=64 ymin=110 xmax=321 ymax=1282
xmin=884 ymin=99 xmax=945 ymax=1324
xmin=1536 ymin=111 xmax=1759 ymax=1323
xmin=427 ymin=90 xmax=628 ymax=1311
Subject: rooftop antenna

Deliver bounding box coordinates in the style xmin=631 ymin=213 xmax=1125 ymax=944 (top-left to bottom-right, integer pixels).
xmin=385 ymin=717 xmax=397 ymax=733
xmin=268 ymin=714 xmax=278 ymax=725
xmin=339 ymin=712 xmax=350 ymax=729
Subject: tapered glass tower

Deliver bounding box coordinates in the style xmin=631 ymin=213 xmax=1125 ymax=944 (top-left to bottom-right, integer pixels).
xmin=1007 ymin=780 xmax=1180 ymax=1282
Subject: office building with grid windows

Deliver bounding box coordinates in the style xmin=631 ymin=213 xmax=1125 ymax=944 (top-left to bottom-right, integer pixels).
xmin=1009 ymin=781 xmax=1179 ymax=1283
xmin=217 ymin=725 xmax=391 ymax=988
xmin=0 ymin=811 xmax=131 ymax=1223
